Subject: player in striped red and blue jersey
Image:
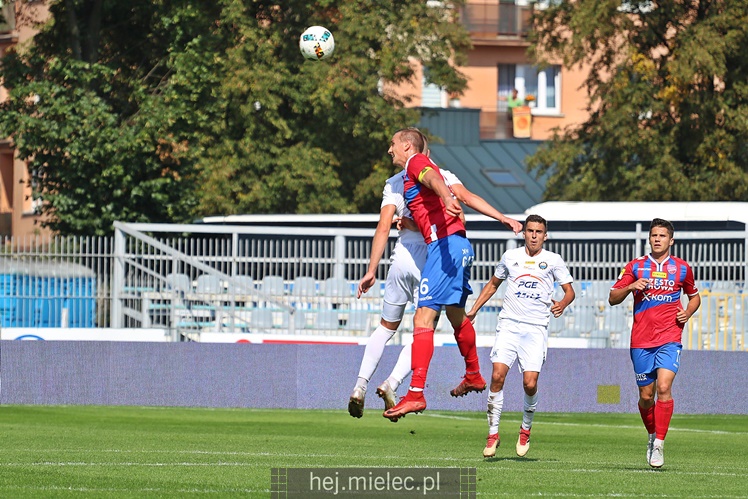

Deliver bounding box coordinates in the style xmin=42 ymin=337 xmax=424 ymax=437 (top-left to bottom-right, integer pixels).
xmin=382 ymin=128 xmax=522 ymax=421
xmin=609 ymin=218 xmax=701 ymax=468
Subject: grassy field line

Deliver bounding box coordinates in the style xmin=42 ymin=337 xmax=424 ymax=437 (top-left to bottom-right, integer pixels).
xmin=2 ymin=487 xmax=744 ymax=498
xmin=0 ymin=485 xmax=264 ymax=494
xmin=423 ymin=412 xmax=748 ymax=434
xmin=2 ymin=460 xmax=744 ymax=476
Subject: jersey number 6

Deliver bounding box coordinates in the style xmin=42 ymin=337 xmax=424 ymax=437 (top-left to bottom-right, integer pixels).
xmin=420 ymin=279 xmax=429 ymax=297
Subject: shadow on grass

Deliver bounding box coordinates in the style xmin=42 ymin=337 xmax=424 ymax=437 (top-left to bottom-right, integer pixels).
xmin=484 ymin=456 xmax=539 ymax=463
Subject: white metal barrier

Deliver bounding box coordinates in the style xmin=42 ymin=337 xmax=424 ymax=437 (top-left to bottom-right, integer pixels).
xmin=0 ymin=221 xmax=745 ymax=349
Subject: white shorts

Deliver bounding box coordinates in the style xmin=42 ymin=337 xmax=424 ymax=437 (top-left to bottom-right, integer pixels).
xmin=381 ymin=241 xmax=428 ymax=322
xmin=489 ymin=318 xmax=548 ymax=373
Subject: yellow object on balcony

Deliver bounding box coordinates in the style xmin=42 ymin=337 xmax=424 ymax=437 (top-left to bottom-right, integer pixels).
xmin=512 ymin=106 xmax=532 ymax=139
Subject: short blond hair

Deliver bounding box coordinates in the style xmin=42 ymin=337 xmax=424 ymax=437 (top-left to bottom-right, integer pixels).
xmin=396 ymin=127 xmax=425 ymax=153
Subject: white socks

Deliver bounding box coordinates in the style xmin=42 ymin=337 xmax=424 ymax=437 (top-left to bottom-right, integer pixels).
xmin=387 ymin=343 xmax=412 ymax=391
xmin=522 ymin=391 xmax=538 ymax=430
xmin=355 ymin=324 xmax=397 ymax=388
xmin=487 ymin=390 xmax=504 ymax=435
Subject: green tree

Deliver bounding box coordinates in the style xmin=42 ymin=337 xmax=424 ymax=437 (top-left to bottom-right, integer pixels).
xmin=192 ymin=0 xmax=470 ymax=215
xmin=0 ymin=1 xmax=470 ymax=235
xmin=527 ymin=0 xmax=748 ymax=201
xmin=0 ymin=1 xmax=223 ymax=235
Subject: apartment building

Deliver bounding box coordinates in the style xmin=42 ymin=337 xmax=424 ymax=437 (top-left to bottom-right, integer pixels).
xmin=404 ymin=0 xmax=591 ymax=141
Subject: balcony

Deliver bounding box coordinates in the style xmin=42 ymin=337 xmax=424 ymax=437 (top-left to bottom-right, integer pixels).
xmin=0 ymin=1 xmax=17 ymax=45
xmin=460 ymin=1 xmax=533 ymax=43
xmin=0 ymin=1 xmax=15 ymax=31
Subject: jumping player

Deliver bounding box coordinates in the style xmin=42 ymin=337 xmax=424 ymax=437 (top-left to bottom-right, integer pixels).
xmin=348 ymin=143 xmax=464 ymax=417
xmin=382 ymin=128 xmax=522 ymax=421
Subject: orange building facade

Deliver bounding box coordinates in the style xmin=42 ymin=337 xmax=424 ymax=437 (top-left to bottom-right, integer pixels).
xmin=394 ymin=0 xmax=591 ymax=141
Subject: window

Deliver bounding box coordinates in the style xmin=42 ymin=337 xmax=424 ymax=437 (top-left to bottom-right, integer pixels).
xmin=0 ymin=1 xmax=16 ymax=32
xmin=534 ymin=0 xmax=564 ymax=9
xmin=27 ymin=166 xmax=43 ymax=215
xmin=618 ymin=1 xmax=655 ymax=13
xmin=482 ymin=170 xmax=523 ymax=187
xmin=498 ymin=63 xmax=561 ymax=114
xmin=421 ymin=67 xmax=446 ymax=108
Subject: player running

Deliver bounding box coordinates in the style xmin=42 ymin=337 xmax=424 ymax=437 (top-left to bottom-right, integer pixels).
xmin=609 ymin=218 xmax=700 ymax=468
xmin=467 ymin=215 xmax=574 ymax=457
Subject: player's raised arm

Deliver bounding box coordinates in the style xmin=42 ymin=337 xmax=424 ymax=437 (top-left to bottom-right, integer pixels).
xmin=420 ymin=168 xmax=462 ymax=218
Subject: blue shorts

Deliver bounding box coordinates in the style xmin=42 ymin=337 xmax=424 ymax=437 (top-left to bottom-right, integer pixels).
xmin=417 ymin=234 xmax=474 ymax=311
xmin=630 ymin=343 xmax=682 ymax=387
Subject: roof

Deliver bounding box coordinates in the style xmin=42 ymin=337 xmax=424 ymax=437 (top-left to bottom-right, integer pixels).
xmin=526 ymin=202 xmax=748 ymax=225
xmin=428 ymin=139 xmax=544 ymax=214
xmin=419 ymin=107 xmax=545 ymax=214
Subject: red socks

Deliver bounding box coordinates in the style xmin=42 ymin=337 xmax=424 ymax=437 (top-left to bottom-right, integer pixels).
xmin=638 ymin=402 xmax=656 ymax=434
xmin=655 ymin=399 xmax=674 ymax=440
xmin=454 ymin=317 xmax=479 ymax=373
xmin=410 ymin=327 xmax=435 ymax=390
xmin=408 ymin=319 xmax=480 ymax=391
xmin=639 ymin=399 xmax=674 ymax=440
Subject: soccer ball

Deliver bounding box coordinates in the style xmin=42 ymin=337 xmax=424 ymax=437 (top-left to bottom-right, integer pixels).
xmin=299 ymin=26 xmax=334 ymax=61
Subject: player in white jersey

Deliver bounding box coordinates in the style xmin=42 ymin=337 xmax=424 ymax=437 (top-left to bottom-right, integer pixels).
xmin=467 ymin=214 xmax=575 ymax=457
xmin=348 ymin=153 xmax=463 ymax=418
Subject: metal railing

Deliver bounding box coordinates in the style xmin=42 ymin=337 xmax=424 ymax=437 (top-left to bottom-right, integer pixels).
xmin=0 ymin=221 xmax=744 ymax=350
xmin=460 ymin=1 xmax=533 ymax=38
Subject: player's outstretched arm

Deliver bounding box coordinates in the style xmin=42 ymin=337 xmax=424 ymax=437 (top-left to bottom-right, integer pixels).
xmin=467 ymin=275 xmax=503 ymax=322
xmin=450 ymin=184 xmax=522 ymax=234
xmin=357 ymin=204 xmax=397 ymax=298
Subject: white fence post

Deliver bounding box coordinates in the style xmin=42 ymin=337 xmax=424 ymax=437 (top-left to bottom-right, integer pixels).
xmin=111 ymin=225 xmax=126 ymax=328
xmin=335 ymin=234 xmax=346 ymax=279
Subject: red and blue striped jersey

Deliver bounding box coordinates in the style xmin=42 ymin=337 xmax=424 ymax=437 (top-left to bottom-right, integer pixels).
xmin=613 ymin=254 xmax=698 ymax=348
xmin=403 ymin=153 xmax=466 ymax=244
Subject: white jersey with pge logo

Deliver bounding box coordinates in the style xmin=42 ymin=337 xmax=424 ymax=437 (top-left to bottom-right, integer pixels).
xmin=495 ymin=247 xmax=573 ymax=326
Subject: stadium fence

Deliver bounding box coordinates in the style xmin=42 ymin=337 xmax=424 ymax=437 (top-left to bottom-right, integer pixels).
xmin=0 ymin=221 xmax=744 ymax=350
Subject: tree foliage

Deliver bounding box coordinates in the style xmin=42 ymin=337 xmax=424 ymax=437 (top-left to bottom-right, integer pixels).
xmin=191 ymin=0 xmax=470 ymax=216
xmin=527 ymin=0 xmax=748 ymax=201
xmin=0 ymin=0 xmax=470 ymax=235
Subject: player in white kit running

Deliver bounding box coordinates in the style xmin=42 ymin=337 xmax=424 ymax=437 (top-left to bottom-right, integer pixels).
xmin=467 ymin=214 xmax=575 ymax=457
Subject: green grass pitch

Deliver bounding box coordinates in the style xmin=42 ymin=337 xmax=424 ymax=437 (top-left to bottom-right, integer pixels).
xmin=1 ymin=405 xmax=746 ymax=497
